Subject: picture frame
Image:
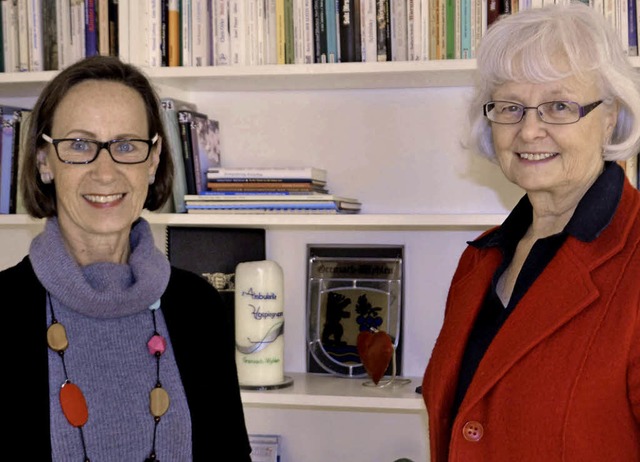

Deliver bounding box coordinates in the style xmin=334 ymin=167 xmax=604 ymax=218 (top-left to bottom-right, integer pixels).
xmin=306 ymin=244 xmax=404 ymax=378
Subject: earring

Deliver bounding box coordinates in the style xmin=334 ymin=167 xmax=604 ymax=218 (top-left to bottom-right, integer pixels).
xmin=148 ymin=174 xmax=156 ymax=185
xmin=40 ymin=172 xmax=52 ymax=184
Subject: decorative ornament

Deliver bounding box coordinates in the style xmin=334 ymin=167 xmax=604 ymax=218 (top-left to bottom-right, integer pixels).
xmin=357 ymin=327 xmax=394 ymax=385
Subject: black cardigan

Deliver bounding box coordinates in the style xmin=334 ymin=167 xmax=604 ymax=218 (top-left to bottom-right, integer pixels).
xmin=3 ymin=256 xmax=252 ymax=461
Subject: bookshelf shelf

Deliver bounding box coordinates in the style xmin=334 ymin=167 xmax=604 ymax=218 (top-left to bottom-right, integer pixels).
xmin=3 ymin=57 xmax=640 ymax=98
xmin=241 ymin=372 xmax=425 ymax=412
xmin=0 ymin=212 xmax=507 ymax=230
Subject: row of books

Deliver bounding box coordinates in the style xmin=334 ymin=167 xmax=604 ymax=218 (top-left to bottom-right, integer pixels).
xmin=185 ymin=166 xmax=363 ymax=213
xmin=1 ymin=0 xmax=118 ymax=73
xmin=1 ymin=0 xmax=637 ymax=73
xmin=160 ymin=97 xmax=222 ymax=213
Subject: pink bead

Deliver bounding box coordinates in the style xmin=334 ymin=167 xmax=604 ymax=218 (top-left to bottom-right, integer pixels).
xmin=147 ymin=334 xmax=166 ymax=356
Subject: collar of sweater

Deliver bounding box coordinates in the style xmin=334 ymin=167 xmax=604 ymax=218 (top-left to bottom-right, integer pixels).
xmin=29 ymin=217 xmax=171 ymax=318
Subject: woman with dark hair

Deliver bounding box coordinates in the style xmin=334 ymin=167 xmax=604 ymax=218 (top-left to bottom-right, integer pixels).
xmin=1 ymin=55 xmax=252 ymax=461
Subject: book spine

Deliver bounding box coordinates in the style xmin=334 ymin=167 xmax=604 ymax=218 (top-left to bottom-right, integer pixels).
xmin=275 ymin=0 xmax=285 ymax=63
xmin=375 ymin=0 xmax=389 ymax=61
xmin=264 ymin=0 xmax=278 ymax=64
xmin=161 ymin=99 xmax=188 ymax=212
xmin=27 ymin=0 xmax=44 ymax=71
xmin=108 ymin=0 xmax=118 ymax=56
xmin=284 ymin=0 xmax=294 ymax=63
xmin=98 ymin=0 xmax=110 ymax=55
xmin=338 ymin=0 xmax=356 ymax=62
xmin=191 ymin=0 xmax=209 ymax=65
xmin=41 ymin=0 xmax=57 ymax=70
xmin=2 ymin=0 xmax=20 ymax=72
xmin=390 ymin=0 xmax=407 ymax=61
xmin=85 ymin=0 xmax=98 ymax=57
xmin=0 ymin=111 xmax=18 ymax=213
xmin=312 ymin=0 xmax=327 ymax=62
xmin=460 ymin=0 xmax=471 ymax=59
xmin=324 ymin=0 xmax=337 ymax=62
xmin=360 ymin=0 xmax=375 ymax=62
xmin=8 ymin=109 xmax=24 ymax=213
xmin=246 ymin=0 xmax=258 ymax=65
xmin=178 ymin=111 xmax=198 ymax=195
xmin=629 ymin=0 xmax=638 ymax=57
xmin=302 ymin=0 xmax=314 ymax=63
xmin=207 ymin=167 xmax=326 ymax=180
xmin=167 ymin=0 xmax=180 ymax=65
xmin=149 ymin=0 xmax=162 ymax=67
xmin=213 ymin=0 xmax=230 ymax=65
xmin=229 ymin=0 xmax=246 ymax=64
xmin=159 ymin=0 xmax=168 ymax=65
xmin=181 ymin=0 xmax=192 ymax=65
xmin=17 ymin=0 xmax=30 ymax=71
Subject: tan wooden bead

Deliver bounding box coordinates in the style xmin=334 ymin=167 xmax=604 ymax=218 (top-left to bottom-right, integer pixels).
xmin=47 ymin=323 xmax=69 ymax=352
xmin=150 ymin=387 xmax=170 ymax=417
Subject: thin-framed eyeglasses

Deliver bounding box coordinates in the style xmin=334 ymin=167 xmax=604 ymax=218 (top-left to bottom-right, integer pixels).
xmin=41 ymin=133 xmax=159 ymax=164
xmin=483 ymin=100 xmax=603 ymax=125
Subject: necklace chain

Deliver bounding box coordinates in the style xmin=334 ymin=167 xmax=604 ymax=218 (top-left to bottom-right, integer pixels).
xmin=46 ymin=292 xmax=169 ymax=462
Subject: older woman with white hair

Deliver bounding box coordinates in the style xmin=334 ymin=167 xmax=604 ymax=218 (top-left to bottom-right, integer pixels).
xmin=422 ymin=4 xmax=640 ymax=461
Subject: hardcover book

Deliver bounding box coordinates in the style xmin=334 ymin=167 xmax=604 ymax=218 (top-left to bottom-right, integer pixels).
xmin=306 ymin=244 xmax=404 ymax=377
xmin=160 ymin=97 xmax=198 ymax=212
xmin=166 ymin=226 xmax=266 ymax=322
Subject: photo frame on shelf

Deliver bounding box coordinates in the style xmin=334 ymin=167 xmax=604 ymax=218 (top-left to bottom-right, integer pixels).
xmin=306 ymin=244 xmax=404 ymax=378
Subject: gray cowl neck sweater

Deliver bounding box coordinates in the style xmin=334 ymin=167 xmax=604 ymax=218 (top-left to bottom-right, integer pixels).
xmin=30 ymin=217 xmax=193 ymax=461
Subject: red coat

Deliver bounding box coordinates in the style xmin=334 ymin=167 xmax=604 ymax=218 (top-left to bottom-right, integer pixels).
xmin=422 ymin=181 xmax=640 ymax=462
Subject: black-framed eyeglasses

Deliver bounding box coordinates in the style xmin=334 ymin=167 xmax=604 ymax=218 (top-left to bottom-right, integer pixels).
xmin=483 ymin=100 xmax=603 ymax=125
xmin=41 ymin=133 xmax=159 ymax=164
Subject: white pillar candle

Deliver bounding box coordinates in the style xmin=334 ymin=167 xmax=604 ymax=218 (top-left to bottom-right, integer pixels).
xmin=235 ymin=260 xmax=285 ymax=386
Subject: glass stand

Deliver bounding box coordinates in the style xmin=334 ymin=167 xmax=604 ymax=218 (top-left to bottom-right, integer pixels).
xmin=362 ymin=346 xmax=411 ymax=388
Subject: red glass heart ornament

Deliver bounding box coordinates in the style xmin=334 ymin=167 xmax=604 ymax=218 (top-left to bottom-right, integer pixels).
xmin=357 ymin=329 xmax=394 ymax=385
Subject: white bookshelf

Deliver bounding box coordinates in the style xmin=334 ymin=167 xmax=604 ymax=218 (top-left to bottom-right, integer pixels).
xmin=3 ymin=55 xmax=639 ymax=461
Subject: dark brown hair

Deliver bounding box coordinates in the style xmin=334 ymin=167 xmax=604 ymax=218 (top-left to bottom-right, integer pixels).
xmin=21 ymin=55 xmax=174 ymax=218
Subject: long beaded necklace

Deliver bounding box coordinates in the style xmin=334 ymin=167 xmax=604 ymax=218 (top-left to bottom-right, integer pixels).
xmin=46 ymin=292 xmax=170 ymax=462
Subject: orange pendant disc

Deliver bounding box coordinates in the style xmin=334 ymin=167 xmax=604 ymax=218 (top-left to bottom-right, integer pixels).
xmin=60 ymin=382 xmax=89 ymax=427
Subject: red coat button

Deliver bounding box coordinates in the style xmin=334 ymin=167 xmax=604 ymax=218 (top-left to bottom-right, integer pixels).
xmin=462 ymin=421 xmax=484 ymax=442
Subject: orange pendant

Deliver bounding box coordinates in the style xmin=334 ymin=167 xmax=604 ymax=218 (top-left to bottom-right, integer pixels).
xmin=60 ymin=382 xmax=89 ymax=427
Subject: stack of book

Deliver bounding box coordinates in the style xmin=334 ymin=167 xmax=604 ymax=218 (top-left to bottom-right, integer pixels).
xmin=185 ymin=167 xmax=362 ymax=214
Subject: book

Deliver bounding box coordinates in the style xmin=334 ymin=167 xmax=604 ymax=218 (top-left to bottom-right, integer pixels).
xmin=167 ymin=0 xmax=180 ymax=65
xmin=2 ymin=0 xmax=20 ymax=72
xmin=324 ymin=0 xmax=338 ymax=62
xmin=338 ymin=0 xmax=358 ymax=62
xmin=306 ymin=244 xmax=404 ymax=377
xmin=160 ymin=97 xmax=198 ymax=213
xmin=14 ymin=108 xmax=31 ymax=214
xmin=313 ymin=0 xmax=327 ymax=62
xmin=185 ymin=192 xmax=359 ymax=202
xmin=0 ymin=105 xmax=24 ymax=214
xmin=390 ymin=0 xmax=407 ymax=61
xmin=84 ymin=0 xmax=98 ymax=57
xmin=375 ymin=0 xmax=389 ymax=61
xmin=360 ymin=0 xmax=376 ymax=62
xmin=212 ymin=0 xmax=230 ymax=65
xmin=207 ymin=182 xmax=329 ymax=193
xmin=192 ymin=113 xmax=221 ymax=193
xmin=190 ymin=0 xmax=209 ymax=66
xmin=207 ymin=166 xmax=327 ymax=183
xmin=249 ymin=434 xmax=281 ymax=462
xmin=42 ymin=0 xmax=58 ymax=70
xmin=177 ymin=109 xmax=210 ymax=195
xmin=8 ymin=108 xmax=29 ymax=214
xmin=264 ymin=0 xmax=278 ymax=64
xmin=166 ymin=226 xmax=266 ymax=330
xmin=185 ymin=200 xmax=358 ymax=210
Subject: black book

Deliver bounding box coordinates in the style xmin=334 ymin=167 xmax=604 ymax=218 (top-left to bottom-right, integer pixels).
xmin=166 ymin=226 xmax=267 ymax=324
